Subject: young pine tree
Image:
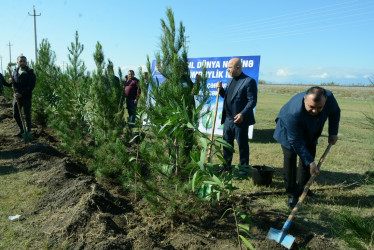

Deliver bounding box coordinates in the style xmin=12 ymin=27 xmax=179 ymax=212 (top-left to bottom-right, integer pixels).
xmin=86 ymin=42 xmax=130 ymax=179
xmin=51 ymin=31 xmax=90 ymax=157
xmin=33 ymin=38 xmax=61 ymax=125
xmin=142 ymin=8 xmax=209 ymax=174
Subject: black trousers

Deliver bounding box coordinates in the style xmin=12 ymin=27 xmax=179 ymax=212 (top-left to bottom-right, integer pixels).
xmin=13 ymin=97 xmax=32 ymax=132
xmin=223 ymin=118 xmax=249 ymax=166
xmin=281 ymin=144 xmax=316 ymax=196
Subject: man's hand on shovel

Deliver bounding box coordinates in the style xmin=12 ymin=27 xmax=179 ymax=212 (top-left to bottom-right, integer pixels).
xmin=216 ymin=81 xmax=222 ymax=89
xmin=14 ymin=92 xmax=22 ymax=99
xmin=309 ymin=162 xmax=320 ymax=176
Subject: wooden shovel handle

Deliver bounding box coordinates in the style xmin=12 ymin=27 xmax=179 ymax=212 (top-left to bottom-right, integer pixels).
xmin=7 ymin=67 xmax=27 ymax=130
xmin=287 ymin=143 xmax=332 ymax=221
xmin=207 ymin=87 xmax=220 ymax=162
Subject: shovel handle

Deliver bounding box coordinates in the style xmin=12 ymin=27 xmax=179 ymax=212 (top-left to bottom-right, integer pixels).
xmin=287 ymin=143 xmax=332 ymax=221
xmin=207 ymin=87 xmax=220 ymax=162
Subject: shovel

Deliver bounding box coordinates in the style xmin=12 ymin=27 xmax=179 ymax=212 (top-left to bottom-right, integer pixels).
xmin=266 ymin=143 xmax=332 ymax=249
xmin=207 ymin=87 xmax=220 ymax=162
xmin=7 ymin=67 xmax=33 ymax=143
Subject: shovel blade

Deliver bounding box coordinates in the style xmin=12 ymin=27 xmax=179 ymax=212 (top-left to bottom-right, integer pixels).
xmin=267 ymin=227 xmax=295 ymax=249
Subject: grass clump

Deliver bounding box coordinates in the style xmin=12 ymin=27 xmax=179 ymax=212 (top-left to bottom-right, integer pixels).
xmin=332 ymin=209 xmax=374 ymax=249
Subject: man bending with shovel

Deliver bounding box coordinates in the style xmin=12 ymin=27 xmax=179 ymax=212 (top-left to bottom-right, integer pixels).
xmin=4 ymin=56 xmax=36 ymax=139
xmin=273 ymin=86 xmax=340 ymax=209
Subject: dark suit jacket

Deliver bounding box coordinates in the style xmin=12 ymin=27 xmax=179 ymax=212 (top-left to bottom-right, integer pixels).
xmin=219 ymin=73 xmax=257 ymax=127
xmin=11 ymin=67 xmax=36 ymax=99
xmin=273 ymin=90 xmax=340 ymax=166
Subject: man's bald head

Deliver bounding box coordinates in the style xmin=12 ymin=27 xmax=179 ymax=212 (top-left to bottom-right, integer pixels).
xmin=227 ymin=58 xmax=242 ymax=77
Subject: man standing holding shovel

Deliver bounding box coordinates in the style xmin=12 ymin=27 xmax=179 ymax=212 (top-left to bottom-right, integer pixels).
xmin=216 ymin=58 xmax=258 ymax=174
xmin=5 ymin=56 xmax=36 ymax=138
xmin=273 ymin=86 xmax=340 ymax=208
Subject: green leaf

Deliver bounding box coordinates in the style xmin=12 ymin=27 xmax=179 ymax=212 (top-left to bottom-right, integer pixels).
xmin=190 ymin=150 xmax=200 ymax=163
xmin=239 ymin=224 xmax=255 ymax=239
xmin=129 ymin=135 xmax=139 ymax=143
xmin=153 ymin=117 xmax=168 ymax=124
xmin=220 ymin=207 xmax=233 ymax=220
xmin=235 ymin=210 xmax=253 ymax=224
xmin=198 ymin=162 xmax=205 ymax=172
xmin=158 ymin=122 xmax=170 ymax=134
xmin=200 ymin=137 xmax=208 ymax=149
xmin=187 ymin=122 xmax=195 ymax=129
xmin=168 ymin=115 xmax=179 ymax=122
xmin=239 ymin=235 xmax=255 ymax=250
xmin=129 ymin=157 xmax=137 ymax=162
xmin=185 ymin=162 xmax=197 ymax=170
xmin=212 ymin=175 xmax=224 ymax=188
xmin=197 ymin=184 xmax=213 ymax=200
xmin=216 ymin=138 xmax=234 ymax=152
xmin=216 ymin=154 xmax=226 ymax=164
xmin=199 ymin=149 xmax=206 ymax=166
xmin=238 ymin=224 xmax=250 ymax=232
xmin=161 ymin=164 xmax=173 ymax=175
xmin=204 ymin=181 xmax=219 ymax=186
xmin=192 ymin=171 xmax=200 ymax=192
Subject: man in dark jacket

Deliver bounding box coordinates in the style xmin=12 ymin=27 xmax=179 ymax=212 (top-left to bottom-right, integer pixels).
xmin=273 ymin=86 xmax=340 ymax=208
xmin=5 ymin=56 xmax=36 ymax=136
xmin=125 ymin=70 xmax=141 ymax=127
xmin=216 ymin=58 xmax=258 ymax=174
xmin=0 ymin=72 xmax=6 ymax=94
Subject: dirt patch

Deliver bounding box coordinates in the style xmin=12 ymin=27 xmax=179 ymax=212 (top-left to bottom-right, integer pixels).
xmin=0 ymin=96 xmax=339 ymax=249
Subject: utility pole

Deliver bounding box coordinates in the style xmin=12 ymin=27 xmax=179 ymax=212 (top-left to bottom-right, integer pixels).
xmin=7 ymin=41 xmax=13 ymax=64
xmin=0 ymin=55 xmax=3 ymax=74
xmin=28 ymin=5 xmax=41 ymax=61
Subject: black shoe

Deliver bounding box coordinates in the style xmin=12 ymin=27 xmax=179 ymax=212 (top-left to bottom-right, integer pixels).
xmin=287 ymin=194 xmax=299 ymax=209
xmin=13 ymin=131 xmax=23 ymax=137
xmin=307 ymin=190 xmax=321 ymax=198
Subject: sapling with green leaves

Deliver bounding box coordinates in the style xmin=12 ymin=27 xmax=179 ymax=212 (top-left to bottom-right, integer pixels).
xmin=188 ymin=134 xmax=255 ymax=250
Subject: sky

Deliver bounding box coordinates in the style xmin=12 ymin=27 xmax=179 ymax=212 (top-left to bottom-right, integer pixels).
xmin=1 ymin=0 xmax=373 ymax=85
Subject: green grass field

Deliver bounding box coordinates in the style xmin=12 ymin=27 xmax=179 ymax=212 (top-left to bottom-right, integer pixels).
xmin=213 ymin=84 xmax=374 ymax=174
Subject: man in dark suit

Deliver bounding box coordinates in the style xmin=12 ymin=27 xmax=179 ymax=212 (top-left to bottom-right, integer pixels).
xmin=216 ymin=58 xmax=258 ymax=174
xmin=273 ymin=86 xmax=340 ymax=208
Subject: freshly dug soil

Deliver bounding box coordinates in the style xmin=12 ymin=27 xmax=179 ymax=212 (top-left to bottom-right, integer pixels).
xmin=0 ymin=96 xmax=339 ymax=249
